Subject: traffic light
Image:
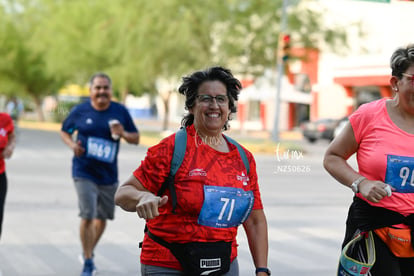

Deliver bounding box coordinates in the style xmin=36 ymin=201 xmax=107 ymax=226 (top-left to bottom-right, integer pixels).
xmin=278 ymin=33 xmax=291 ymax=62
xmin=282 ymin=34 xmax=291 ymax=62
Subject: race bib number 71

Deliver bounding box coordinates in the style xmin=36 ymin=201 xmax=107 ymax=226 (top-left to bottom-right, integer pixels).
xmin=198 ymin=186 xmax=254 ymax=228
xmin=385 ymin=155 xmax=414 ymax=193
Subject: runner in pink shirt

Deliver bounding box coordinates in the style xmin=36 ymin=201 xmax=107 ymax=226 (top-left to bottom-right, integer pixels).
xmin=324 ymin=44 xmax=414 ymax=276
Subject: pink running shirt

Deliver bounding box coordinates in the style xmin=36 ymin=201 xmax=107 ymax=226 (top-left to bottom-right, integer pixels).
xmin=350 ymin=98 xmax=414 ymax=215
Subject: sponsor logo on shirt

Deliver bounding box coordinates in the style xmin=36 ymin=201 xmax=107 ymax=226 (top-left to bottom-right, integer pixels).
xmin=189 ymin=168 xmax=207 ymax=177
xmin=237 ymin=172 xmax=249 ymax=186
xmin=0 ymin=128 xmax=6 ymax=137
xmin=86 ymin=118 xmax=93 ymax=124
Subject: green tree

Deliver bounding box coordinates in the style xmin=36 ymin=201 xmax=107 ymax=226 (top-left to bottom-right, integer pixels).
xmin=0 ymin=0 xmax=355 ymax=125
xmin=209 ymin=0 xmax=352 ymax=77
xmin=137 ymin=0 xmax=222 ymax=130
xmin=0 ymin=2 xmax=59 ymax=121
xmin=35 ymin=0 xmax=163 ymax=101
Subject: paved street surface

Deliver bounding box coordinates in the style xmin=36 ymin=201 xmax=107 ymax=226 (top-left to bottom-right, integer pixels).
xmin=0 ymin=128 xmax=357 ymax=275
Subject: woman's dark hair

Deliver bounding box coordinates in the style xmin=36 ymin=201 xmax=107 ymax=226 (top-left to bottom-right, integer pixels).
xmin=178 ymin=66 xmax=242 ymax=130
xmin=390 ymin=44 xmax=414 ymax=78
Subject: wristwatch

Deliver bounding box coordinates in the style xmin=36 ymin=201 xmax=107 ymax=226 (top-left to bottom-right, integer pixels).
xmin=351 ymin=176 xmax=366 ymax=193
xmin=256 ymin=267 xmax=271 ymax=275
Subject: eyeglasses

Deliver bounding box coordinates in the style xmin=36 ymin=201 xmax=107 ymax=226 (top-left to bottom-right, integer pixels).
xmin=402 ymin=73 xmax=414 ymax=87
xmin=196 ymin=94 xmax=228 ymax=106
xmin=94 ymin=85 xmax=110 ymax=90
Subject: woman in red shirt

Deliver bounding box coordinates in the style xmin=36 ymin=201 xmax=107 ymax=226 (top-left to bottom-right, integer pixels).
xmin=115 ymin=66 xmax=270 ymax=276
xmin=0 ymin=112 xmax=16 ymax=240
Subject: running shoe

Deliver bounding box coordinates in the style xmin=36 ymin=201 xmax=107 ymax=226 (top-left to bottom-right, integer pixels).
xmin=81 ymin=258 xmax=96 ymax=276
xmin=78 ymin=253 xmax=97 ymax=273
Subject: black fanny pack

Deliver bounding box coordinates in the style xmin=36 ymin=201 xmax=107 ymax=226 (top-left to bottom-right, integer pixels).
xmin=147 ymin=230 xmax=231 ymax=276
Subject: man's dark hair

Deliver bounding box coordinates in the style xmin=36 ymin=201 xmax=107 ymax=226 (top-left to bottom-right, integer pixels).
xmin=88 ymin=72 xmax=112 ymax=87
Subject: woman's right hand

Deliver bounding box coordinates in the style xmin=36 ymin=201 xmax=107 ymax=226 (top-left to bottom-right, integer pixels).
xmin=359 ymin=179 xmax=394 ymax=203
xmin=136 ymin=194 xmax=168 ymax=219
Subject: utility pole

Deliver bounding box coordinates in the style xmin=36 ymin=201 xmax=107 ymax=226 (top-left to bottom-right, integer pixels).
xmin=272 ymin=0 xmax=288 ymax=142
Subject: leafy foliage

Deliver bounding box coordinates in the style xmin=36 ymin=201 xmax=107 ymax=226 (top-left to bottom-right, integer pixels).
xmin=0 ymin=0 xmax=354 ymax=121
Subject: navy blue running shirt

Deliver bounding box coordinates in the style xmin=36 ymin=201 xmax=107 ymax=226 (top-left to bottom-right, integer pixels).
xmin=62 ymin=100 xmax=138 ymax=185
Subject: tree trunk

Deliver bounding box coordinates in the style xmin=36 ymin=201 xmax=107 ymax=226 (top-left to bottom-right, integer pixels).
xmin=33 ymin=96 xmax=45 ymax=122
xmin=162 ymin=90 xmax=171 ymax=131
xmin=120 ymin=88 xmax=129 ymax=104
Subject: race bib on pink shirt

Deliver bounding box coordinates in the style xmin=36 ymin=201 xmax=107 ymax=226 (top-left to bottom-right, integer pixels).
xmin=385 ymin=155 xmax=414 ymax=193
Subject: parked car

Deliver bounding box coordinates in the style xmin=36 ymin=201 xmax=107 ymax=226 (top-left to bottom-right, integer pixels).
xmin=333 ymin=117 xmax=349 ymax=138
xmin=301 ymin=118 xmax=338 ymax=143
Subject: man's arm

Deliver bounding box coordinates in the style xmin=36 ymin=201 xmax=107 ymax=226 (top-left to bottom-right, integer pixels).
xmin=109 ymin=122 xmax=139 ymax=145
xmin=60 ymin=131 xmax=85 ymax=156
xmin=121 ymin=130 xmax=139 ymax=145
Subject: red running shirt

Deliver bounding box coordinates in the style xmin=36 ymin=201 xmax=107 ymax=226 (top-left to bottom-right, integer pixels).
xmin=133 ymin=125 xmax=263 ymax=270
xmin=0 ymin=113 xmax=14 ymax=174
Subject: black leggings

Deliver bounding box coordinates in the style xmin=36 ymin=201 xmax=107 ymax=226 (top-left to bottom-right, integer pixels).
xmin=369 ymin=232 xmax=414 ymax=276
xmin=0 ymin=172 xmax=7 ymax=240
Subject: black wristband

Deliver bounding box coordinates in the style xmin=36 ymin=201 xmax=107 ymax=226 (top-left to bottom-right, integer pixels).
xmin=256 ymin=267 xmax=271 ymax=275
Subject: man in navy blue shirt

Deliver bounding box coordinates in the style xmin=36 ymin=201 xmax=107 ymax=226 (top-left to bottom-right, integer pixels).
xmin=61 ymin=72 xmax=139 ymax=276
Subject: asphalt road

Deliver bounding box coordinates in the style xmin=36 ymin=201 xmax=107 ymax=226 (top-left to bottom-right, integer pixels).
xmin=0 ymin=128 xmax=357 ymax=276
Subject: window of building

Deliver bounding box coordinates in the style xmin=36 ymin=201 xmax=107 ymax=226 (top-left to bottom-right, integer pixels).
xmin=247 ymin=100 xmax=261 ymax=121
xmin=294 ymin=73 xmax=311 ymax=93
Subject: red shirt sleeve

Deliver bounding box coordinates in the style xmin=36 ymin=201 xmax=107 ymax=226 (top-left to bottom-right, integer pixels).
xmin=133 ymin=135 xmax=175 ymax=194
